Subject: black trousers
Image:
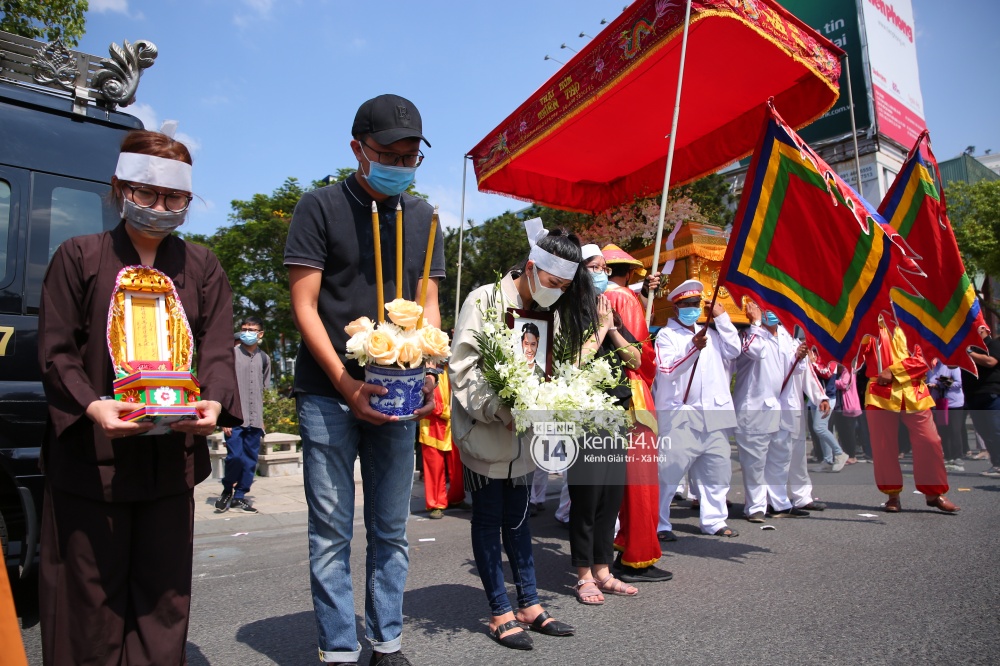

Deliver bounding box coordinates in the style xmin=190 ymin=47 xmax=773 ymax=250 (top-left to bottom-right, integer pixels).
xmin=567 ymin=438 xmax=626 ymax=568
xmin=39 ymin=484 xmax=195 ymax=666
xmin=935 ymin=408 xmax=967 ymax=461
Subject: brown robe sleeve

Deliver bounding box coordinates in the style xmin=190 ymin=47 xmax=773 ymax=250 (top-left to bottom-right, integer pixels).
xmin=38 ymin=238 xmax=103 ymax=438
xmin=188 ymin=246 xmax=242 ymax=428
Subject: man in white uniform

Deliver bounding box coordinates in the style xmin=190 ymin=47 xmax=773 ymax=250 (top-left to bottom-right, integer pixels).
xmin=654 ymin=280 xmax=741 ymax=538
xmin=733 ymin=303 xmax=807 ymax=522
xmin=783 ymin=333 xmax=831 ymax=512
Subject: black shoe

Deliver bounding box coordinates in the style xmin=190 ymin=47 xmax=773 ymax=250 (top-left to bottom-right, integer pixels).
xmin=528 ymin=503 xmax=538 ymax=517
xmin=657 ymin=530 xmax=677 ymax=543
xmin=532 ymin=502 xmax=546 ymax=513
xmin=771 ymin=507 xmax=810 ymax=517
xmin=214 ymin=488 xmax=233 ymax=513
xmin=230 ymin=497 xmax=258 ymax=514
xmin=555 ymin=518 xmax=569 ymax=530
xmin=369 ymin=650 xmax=413 ymax=665
xmin=617 ymin=563 xmax=673 ymax=583
xmin=800 ymin=501 xmax=826 ymax=511
xmin=490 ymin=620 xmax=533 ymax=651
xmin=746 ymin=512 xmax=766 ymax=523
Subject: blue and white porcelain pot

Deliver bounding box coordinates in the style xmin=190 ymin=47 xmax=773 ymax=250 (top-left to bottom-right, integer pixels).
xmin=364 ymin=364 xmax=425 ymax=419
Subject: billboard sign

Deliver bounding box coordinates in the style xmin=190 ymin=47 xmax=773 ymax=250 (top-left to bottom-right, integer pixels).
xmin=780 ymin=0 xmax=871 ymax=144
xmin=861 ymin=0 xmax=926 ymax=147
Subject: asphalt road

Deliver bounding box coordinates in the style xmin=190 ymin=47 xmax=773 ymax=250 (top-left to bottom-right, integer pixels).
xmin=16 ymin=459 xmax=1000 ymax=665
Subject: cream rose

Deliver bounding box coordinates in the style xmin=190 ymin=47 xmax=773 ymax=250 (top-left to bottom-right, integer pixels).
xmin=419 ymin=326 xmax=451 ymax=360
xmin=344 ymin=316 xmax=375 ymax=337
xmin=385 ymin=299 xmax=423 ymax=329
xmin=397 ymin=336 xmax=425 ymax=369
xmin=366 ymin=329 xmax=400 ymax=366
xmin=345 ymin=330 xmax=369 ymax=365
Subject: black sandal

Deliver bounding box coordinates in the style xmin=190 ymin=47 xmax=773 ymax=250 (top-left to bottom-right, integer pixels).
xmin=712 ymin=526 xmax=739 ymax=538
xmin=491 ymin=619 xmax=533 ymax=650
xmin=521 ymin=610 xmax=574 ymax=636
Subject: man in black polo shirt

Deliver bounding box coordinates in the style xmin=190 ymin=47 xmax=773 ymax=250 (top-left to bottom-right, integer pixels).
xmin=969 ymin=324 xmax=1000 ymax=477
xmin=284 ymin=94 xmax=444 ymax=666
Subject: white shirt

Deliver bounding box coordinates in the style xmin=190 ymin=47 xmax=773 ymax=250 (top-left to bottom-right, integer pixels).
xmin=733 ymin=324 xmax=796 ymax=435
xmin=774 ymin=326 xmax=828 ymax=436
xmin=653 ymin=312 xmax=741 ymax=433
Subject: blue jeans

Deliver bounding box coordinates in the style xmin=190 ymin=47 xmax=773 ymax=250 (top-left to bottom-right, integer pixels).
xmin=811 ymin=405 xmax=844 ymax=463
xmin=469 ymin=479 xmax=540 ymax=617
xmin=298 ymin=393 xmax=415 ymax=662
xmin=223 ymin=425 xmax=263 ymax=499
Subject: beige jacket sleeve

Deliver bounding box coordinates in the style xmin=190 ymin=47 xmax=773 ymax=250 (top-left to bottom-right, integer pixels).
xmin=450 ymin=285 xmax=513 ymax=444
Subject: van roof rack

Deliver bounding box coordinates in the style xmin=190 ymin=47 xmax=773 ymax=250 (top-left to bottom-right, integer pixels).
xmin=0 ymin=30 xmax=156 ymax=115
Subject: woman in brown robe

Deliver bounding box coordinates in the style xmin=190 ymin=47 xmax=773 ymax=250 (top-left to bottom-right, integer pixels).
xmin=37 ymin=130 xmax=242 ymax=665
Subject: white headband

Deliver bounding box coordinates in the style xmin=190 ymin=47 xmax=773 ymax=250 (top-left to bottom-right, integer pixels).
xmin=581 ymin=244 xmax=602 ymax=260
xmin=523 ymin=218 xmax=579 ymax=281
xmin=114 ymin=152 xmax=192 ymax=192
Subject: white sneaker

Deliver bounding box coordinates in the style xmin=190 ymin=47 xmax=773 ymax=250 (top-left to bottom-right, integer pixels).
xmin=944 ymin=462 xmax=965 ymax=472
xmin=831 ymin=453 xmax=850 ymax=472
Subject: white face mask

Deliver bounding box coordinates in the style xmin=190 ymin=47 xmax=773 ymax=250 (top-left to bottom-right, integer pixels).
xmin=528 ymin=264 xmax=564 ymax=308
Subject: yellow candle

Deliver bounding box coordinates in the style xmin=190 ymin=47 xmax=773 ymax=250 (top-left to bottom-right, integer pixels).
xmin=419 ymin=206 xmax=439 ymax=320
xmin=371 ymin=202 xmax=384 ymax=323
xmin=395 ymin=202 xmax=403 ymax=300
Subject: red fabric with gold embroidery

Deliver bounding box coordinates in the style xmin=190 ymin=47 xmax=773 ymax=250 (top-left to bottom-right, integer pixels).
xmin=469 ymin=0 xmax=843 ymax=213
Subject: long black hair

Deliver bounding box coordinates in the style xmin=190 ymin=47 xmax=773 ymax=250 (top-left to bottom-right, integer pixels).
xmin=511 ymin=228 xmax=598 ymax=358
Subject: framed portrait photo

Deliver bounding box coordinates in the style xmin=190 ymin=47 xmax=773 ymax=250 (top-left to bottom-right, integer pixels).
xmin=505 ymin=308 xmax=554 ymax=380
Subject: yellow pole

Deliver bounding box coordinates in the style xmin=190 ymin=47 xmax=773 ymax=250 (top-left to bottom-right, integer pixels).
xmin=396 ymin=202 xmax=404 ymax=300
xmin=419 ymin=206 xmax=439 ymax=321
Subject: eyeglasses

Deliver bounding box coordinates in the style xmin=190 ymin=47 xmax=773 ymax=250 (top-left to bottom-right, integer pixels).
xmin=361 ymin=141 xmax=424 ymax=168
xmin=586 ymin=265 xmax=612 ymax=275
xmin=240 ymin=327 xmax=261 ymax=333
xmin=122 ymin=183 xmax=193 ymax=212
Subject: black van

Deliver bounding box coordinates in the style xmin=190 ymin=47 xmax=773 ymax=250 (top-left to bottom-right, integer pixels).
xmin=0 ymin=31 xmax=154 ymax=577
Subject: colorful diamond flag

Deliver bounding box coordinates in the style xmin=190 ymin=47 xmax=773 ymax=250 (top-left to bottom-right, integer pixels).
xmin=720 ymin=103 xmax=915 ymax=366
xmin=879 ymin=131 xmax=986 ymax=375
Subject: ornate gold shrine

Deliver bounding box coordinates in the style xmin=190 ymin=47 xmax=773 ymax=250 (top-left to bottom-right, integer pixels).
xmin=108 ymin=266 xmax=200 ymax=433
xmin=633 ymin=221 xmax=750 ymax=327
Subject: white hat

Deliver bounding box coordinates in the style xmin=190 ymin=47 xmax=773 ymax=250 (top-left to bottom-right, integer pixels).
xmin=668 ymin=279 xmax=704 ymax=302
xmin=580 ymin=244 xmax=602 ymax=260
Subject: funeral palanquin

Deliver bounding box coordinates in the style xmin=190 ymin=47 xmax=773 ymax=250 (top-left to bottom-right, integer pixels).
xmin=108 ymin=266 xmax=200 ymax=426
xmin=633 ymin=221 xmax=750 ymax=327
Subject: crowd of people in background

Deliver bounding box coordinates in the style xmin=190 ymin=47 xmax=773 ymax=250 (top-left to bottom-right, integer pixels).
xmin=18 ymin=92 xmax=1000 ymax=666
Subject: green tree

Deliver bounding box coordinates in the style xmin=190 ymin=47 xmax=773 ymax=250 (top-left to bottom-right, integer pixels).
xmin=949 ymin=180 xmax=1000 ymax=279
xmin=440 ymin=211 xmax=530 ymax=330
xmin=1 ymin=0 xmax=88 ymax=46
xmin=949 ymin=179 xmax=1000 ymax=322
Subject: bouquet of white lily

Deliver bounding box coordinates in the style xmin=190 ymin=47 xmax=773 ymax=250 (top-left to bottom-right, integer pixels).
xmin=472 ymin=284 xmax=629 ymax=435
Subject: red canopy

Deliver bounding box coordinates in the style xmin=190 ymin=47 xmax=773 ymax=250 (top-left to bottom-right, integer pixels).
xmin=470 ymin=0 xmax=844 ymax=213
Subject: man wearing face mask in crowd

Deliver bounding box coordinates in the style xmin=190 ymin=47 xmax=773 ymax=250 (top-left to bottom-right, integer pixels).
xmin=653 ymin=280 xmax=742 ymax=538
xmin=216 ymin=316 xmax=271 ymax=514
xmin=285 ymin=94 xmax=443 ymax=666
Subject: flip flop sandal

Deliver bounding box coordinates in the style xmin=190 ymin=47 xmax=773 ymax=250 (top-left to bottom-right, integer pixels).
xmin=596 ymin=574 xmax=639 ymax=597
xmin=574 ymin=579 xmax=605 ymax=605
xmin=521 ymin=610 xmax=575 ymax=636
xmin=712 ymin=526 xmax=739 ymax=537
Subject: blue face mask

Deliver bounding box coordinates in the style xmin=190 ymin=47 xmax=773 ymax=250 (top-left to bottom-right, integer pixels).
xmin=677 ymin=307 xmax=701 ymax=327
xmin=764 ymin=311 xmax=780 ymax=327
xmin=240 ymin=331 xmax=260 ymax=346
xmin=591 ymin=271 xmax=609 ymax=294
xmin=361 ymin=145 xmax=417 ymax=196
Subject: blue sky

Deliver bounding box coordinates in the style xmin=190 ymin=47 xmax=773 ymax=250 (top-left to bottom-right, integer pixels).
xmin=78 ymin=0 xmax=1000 ymax=237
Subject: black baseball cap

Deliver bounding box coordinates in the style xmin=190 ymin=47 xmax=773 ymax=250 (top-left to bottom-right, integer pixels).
xmin=352 ymin=94 xmax=430 ymax=147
